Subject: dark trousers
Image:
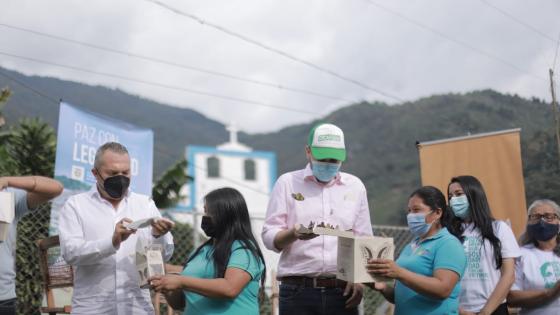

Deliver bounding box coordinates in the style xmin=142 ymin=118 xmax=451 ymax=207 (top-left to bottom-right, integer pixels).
xmin=279 ymin=284 xmax=359 ymax=315
xmin=0 ymin=298 xmax=16 ymax=315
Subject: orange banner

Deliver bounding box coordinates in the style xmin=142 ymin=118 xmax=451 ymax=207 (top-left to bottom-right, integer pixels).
xmin=417 ymin=129 xmax=526 ymax=237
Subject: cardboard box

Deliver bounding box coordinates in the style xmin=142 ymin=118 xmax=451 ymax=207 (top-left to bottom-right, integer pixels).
xmin=337 ymin=236 xmax=394 ymax=283
xmin=298 ymin=223 xmax=394 ymax=283
xmin=0 ymin=191 xmax=15 ymax=242
xmin=136 ymin=242 xmax=165 ymax=289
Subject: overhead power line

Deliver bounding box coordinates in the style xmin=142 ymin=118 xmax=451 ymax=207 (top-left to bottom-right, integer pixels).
xmin=144 ymin=0 xmax=404 ymax=102
xmin=0 ymin=23 xmax=353 ymax=103
xmin=363 ymin=0 xmax=547 ymax=82
xmin=0 ymin=51 xmax=321 ymax=115
xmin=0 ymin=68 xmax=273 ymax=195
xmin=479 ymin=0 xmax=557 ymax=43
xmin=0 ymin=68 xmax=58 ymax=104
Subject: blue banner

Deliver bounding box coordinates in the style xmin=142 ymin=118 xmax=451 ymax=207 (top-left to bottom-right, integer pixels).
xmin=49 ymin=102 xmax=154 ymax=235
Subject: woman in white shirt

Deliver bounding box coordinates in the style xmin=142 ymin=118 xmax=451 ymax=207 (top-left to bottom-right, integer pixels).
xmin=507 ymin=199 xmax=560 ymax=315
xmin=447 ymin=175 xmax=520 ymax=315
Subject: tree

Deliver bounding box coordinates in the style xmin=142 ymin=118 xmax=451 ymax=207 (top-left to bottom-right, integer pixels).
xmin=152 ymin=158 xmax=192 ymax=209
xmin=0 ymin=87 xmax=11 ymax=128
xmin=0 ymin=118 xmax=56 ymax=177
xmin=0 ymin=118 xmax=58 ymax=315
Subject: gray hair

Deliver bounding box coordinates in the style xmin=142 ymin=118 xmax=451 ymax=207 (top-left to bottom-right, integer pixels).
xmin=520 ymin=199 xmax=560 ymax=257
xmin=527 ymin=199 xmax=560 ymax=217
xmin=94 ymin=142 xmax=129 ymax=169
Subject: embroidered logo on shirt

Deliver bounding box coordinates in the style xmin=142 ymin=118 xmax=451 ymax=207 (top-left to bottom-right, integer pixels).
xmin=292 ymin=193 xmax=305 ymax=201
xmin=411 ymin=242 xmax=429 ymax=256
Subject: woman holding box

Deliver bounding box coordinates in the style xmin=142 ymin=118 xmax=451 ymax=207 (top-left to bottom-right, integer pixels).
xmin=150 ymin=187 xmax=266 ymax=315
xmin=367 ymin=186 xmax=466 ymax=315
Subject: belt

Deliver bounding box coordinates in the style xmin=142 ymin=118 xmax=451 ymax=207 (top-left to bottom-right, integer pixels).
xmin=279 ymin=276 xmax=347 ymax=289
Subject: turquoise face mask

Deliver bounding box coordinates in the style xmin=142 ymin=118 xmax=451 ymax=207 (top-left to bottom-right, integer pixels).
xmin=450 ymin=195 xmax=470 ymax=219
xmin=407 ymin=212 xmax=433 ymax=238
xmin=311 ymin=161 xmax=341 ymax=182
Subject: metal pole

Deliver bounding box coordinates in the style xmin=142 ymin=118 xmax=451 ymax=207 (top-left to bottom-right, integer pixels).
xmin=549 ymin=69 xmax=560 ymax=168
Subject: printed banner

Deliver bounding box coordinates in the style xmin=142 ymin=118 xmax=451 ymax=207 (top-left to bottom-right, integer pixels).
xmin=49 ymin=102 xmax=153 ymax=235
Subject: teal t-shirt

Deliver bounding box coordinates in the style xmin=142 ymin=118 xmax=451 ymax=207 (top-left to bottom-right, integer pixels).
xmin=181 ymin=240 xmax=264 ymax=315
xmin=394 ymin=227 xmax=466 ymax=315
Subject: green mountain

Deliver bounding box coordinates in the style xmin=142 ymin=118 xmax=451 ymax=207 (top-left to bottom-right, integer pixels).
xmin=2 ymin=67 xmax=558 ymax=225
xmin=0 ymin=67 xmax=227 ymax=176
xmin=242 ymin=92 xmax=558 ymax=224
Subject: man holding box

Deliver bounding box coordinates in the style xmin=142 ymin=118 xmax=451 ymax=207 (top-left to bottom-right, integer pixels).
xmin=262 ymin=123 xmax=373 ymax=315
xmin=59 ymin=142 xmax=174 ymax=315
xmin=0 ymin=176 xmax=63 ymax=315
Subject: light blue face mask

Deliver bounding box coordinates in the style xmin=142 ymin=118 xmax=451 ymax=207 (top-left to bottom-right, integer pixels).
xmin=311 ymin=160 xmax=341 ymax=182
xmin=450 ymin=195 xmax=470 ymax=219
xmin=407 ymin=212 xmax=434 ymax=238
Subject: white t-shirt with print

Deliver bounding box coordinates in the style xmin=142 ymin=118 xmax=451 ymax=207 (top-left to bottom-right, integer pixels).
xmin=459 ymin=220 xmax=521 ymax=312
xmin=511 ymin=244 xmax=560 ymax=315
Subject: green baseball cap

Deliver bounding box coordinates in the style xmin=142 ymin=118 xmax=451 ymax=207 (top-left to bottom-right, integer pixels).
xmin=307 ymin=123 xmax=346 ymax=161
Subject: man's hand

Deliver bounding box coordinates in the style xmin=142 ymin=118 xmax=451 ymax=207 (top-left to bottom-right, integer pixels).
xmin=293 ymin=223 xmax=320 ymax=240
xmin=344 ymin=282 xmax=363 ymax=309
xmin=112 ymin=218 xmax=136 ymax=248
xmin=151 ymin=218 xmax=175 ymax=237
xmin=366 ymin=282 xmax=386 ymax=292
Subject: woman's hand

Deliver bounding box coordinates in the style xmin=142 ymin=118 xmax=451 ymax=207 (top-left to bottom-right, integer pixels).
xmin=366 ymin=258 xmax=402 ymax=279
xmin=149 ymin=274 xmax=185 ymax=292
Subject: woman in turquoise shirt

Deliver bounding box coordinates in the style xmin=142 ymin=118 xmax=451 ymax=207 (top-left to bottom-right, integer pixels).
xmin=150 ymin=187 xmax=266 ymax=315
xmin=367 ymin=186 xmax=467 ymax=315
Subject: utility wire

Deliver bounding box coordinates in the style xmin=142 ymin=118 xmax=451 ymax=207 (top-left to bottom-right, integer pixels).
xmin=363 ymin=0 xmax=547 ymax=82
xmin=0 ymin=51 xmax=318 ymax=115
xmin=0 ymin=22 xmax=353 ymax=103
xmin=144 ymin=0 xmax=404 ymax=102
xmin=0 ymin=67 xmax=270 ymax=194
xmin=479 ymin=0 xmax=556 ymax=42
xmin=0 ymin=68 xmax=58 ymax=104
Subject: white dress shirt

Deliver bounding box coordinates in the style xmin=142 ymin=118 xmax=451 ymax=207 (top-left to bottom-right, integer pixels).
xmin=59 ymin=187 xmax=174 ymax=315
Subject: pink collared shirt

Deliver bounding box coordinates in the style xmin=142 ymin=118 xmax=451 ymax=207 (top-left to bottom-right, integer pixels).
xmin=262 ymin=164 xmax=373 ymax=277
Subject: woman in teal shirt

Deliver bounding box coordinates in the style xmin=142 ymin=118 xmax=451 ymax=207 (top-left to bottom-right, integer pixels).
xmin=367 ymin=186 xmax=467 ymax=315
xmin=150 ymin=187 xmax=266 ymax=315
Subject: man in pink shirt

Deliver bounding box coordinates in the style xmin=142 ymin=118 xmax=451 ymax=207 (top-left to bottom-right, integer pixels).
xmin=262 ymin=123 xmax=373 ymax=315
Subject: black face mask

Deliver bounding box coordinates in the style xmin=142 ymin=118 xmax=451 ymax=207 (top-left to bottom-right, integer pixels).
xmin=97 ymin=169 xmax=130 ymax=199
xmin=527 ymin=220 xmax=559 ymax=242
xmin=201 ymin=215 xmax=216 ymax=237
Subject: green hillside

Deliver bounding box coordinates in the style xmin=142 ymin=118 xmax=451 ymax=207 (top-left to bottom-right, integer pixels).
xmin=2 ymin=67 xmax=558 ymax=225
xmin=242 ymin=91 xmax=558 ymax=224
xmin=0 ymin=67 xmax=227 ymax=176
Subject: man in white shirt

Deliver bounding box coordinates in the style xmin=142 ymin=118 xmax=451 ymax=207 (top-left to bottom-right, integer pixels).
xmin=59 ymin=142 xmax=174 ymax=315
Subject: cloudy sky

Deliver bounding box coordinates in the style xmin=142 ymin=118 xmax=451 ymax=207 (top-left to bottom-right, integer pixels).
xmin=1 ymin=0 xmax=560 ymax=133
